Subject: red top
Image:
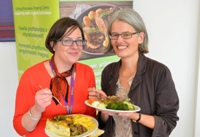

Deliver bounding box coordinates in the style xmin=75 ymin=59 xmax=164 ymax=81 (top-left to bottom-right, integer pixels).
xmin=13 ymin=61 xmax=96 ymax=137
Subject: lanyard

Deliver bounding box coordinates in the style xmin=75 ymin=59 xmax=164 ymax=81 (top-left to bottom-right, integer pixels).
xmin=49 ymin=60 xmax=75 ymax=114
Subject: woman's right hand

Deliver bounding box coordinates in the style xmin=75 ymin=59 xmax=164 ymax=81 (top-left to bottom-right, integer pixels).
xmin=88 ymin=87 xmax=110 ymax=122
xmin=34 ymin=87 xmax=52 ymax=113
xmin=88 ymin=87 xmax=107 ymax=100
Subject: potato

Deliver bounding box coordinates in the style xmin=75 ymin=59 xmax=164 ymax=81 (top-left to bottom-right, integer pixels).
xmin=103 ymin=36 xmax=109 ymax=47
xmin=88 ymin=10 xmax=95 ymax=20
xmin=95 ymin=8 xmax=102 ymax=15
xmin=83 ymin=16 xmax=91 ymax=27
xmin=103 ymin=40 xmax=108 ymax=47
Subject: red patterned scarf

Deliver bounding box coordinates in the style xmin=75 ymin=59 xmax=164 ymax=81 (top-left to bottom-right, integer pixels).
xmin=50 ymin=55 xmax=74 ymax=101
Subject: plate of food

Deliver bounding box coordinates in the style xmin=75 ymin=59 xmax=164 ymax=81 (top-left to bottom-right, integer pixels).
xmin=45 ymin=114 xmax=98 ymax=137
xmin=85 ymin=96 xmax=141 ymax=113
xmin=76 ymin=4 xmax=121 ymax=55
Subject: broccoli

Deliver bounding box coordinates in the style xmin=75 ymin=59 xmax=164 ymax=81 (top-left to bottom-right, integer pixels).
xmin=106 ymin=102 xmax=129 ymax=110
xmin=106 ymin=102 xmax=118 ymax=110
xmin=116 ymin=102 xmax=129 ymax=110
xmin=122 ymin=100 xmax=135 ymax=110
xmin=102 ymin=96 xmax=135 ymax=110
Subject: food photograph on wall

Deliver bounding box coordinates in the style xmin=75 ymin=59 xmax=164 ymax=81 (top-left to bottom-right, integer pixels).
xmin=59 ymin=1 xmax=133 ymax=60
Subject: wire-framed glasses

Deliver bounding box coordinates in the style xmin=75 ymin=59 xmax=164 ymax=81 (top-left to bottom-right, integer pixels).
xmin=56 ymin=39 xmax=87 ymax=47
xmin=109 ymin=32 xmax=138 ymax=40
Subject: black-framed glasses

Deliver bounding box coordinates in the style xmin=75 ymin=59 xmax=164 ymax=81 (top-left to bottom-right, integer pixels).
xmin=56 ymin=39 xmax=87 ymax=47
xmin=109 ymin=32 xmax=138 ymax=40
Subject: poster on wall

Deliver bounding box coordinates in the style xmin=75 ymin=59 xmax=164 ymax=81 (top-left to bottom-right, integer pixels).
xmin=13 ymin=0 xmax=133 ymax=88
xmin=12 ymin=0 xmax=60 ymax=77
xmin=61 ymin=1 xmax=133 ymax=88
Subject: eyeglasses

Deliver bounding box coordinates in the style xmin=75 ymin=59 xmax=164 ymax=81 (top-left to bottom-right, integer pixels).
xmin=56 ymin=39 xmax=87 ymax=47
xmin=109 ymin=32 xmax=138 ymax=40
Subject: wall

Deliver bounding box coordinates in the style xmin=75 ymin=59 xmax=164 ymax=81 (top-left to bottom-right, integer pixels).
xmin=194 ymin=7 xmax=200 ymax=136
xmin=0 ymin=0 xmax=199 ymax=136
xmin=0 ymin=42 xmax=19 ymax=136
xmin=134 ymin=0 xmax=200 ymax=137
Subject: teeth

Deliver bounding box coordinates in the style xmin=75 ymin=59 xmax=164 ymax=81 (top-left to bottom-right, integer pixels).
xmin=117 ymin=46 xmax=128 ymax=49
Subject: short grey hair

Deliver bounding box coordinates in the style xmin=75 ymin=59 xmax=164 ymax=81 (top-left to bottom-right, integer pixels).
xmin=106 ymin=8 xmax=149 ymax=53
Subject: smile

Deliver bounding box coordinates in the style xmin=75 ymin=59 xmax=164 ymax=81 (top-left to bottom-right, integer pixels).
xmin=117 ymin=45 xmax=128 ymax=50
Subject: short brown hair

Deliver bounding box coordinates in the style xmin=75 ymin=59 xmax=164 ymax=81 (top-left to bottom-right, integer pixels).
xmin=45 ymin=17 xmax=85 ymax=54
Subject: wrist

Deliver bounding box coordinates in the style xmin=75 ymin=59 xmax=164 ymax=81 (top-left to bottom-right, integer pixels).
xmin=132 ymin=113 xmax=141 ymax=123
xmin=28 ymin=107 xmax=41 ymax=121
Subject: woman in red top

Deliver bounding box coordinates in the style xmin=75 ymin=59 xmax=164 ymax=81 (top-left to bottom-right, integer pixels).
xmin=13 ymin=17 xmax=96 ymax=137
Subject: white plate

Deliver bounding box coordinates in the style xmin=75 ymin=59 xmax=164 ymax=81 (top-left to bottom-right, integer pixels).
xmin=85 ymin=100 xmax=141 ymax=113
xmin=45 ymin=114 xmax=98 ymax=137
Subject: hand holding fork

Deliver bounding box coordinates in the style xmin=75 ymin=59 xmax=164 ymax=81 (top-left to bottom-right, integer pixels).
xmin=33 ymin=86 xmax=53 ymax=113
xmin=39 ymin=86 xmax=68 ymax=108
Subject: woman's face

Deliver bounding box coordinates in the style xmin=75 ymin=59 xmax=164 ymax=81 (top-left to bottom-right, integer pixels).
xmin=110 ymin=20 xmax=144 ymax=59
xmin=53 ymin=27 xmax=83 ymax=65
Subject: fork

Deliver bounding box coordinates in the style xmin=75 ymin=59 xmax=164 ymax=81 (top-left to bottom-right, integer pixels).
xmin=39 ymin=85 xmax=68 ymax=108
xmin=52 ymin=95 xmax=69 ymax=108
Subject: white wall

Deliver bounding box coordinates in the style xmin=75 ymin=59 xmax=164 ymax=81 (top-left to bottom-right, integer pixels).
xmin=0 ymin=42 xmax=19 ymax=136
xmin=0 ymin=0 xmax=199 ymax=136
xmin=194 ymin=8 xmax=200 ymax=136
xmin=134 ymin=0 xmax=200 ymax=137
